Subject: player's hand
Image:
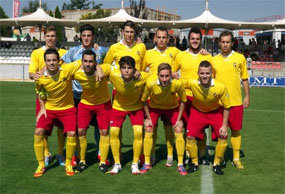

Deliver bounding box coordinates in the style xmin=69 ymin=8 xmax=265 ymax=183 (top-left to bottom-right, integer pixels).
xmin=136 ymin=37 xmax=143 ymax=43
xmin=174 ymin=120 xmax=183 ymax=129
xmin=172 ymin=72 xmax=180 ymax=80
xmin=144 ymin=118 xmax=153 ymax=129
xmin=243 ymin=96 xmax=250 ymax=109
xmin=199 ymin=48 xmax=209 ymax=55
xmin=219 ymin=126 xmax=227 ymax=138
xmin=93 ymin=43 xmax=99 ymax=50
xmin=36 ymin=108 xmax=47 ymax=123
xmin=95 ymin=65 xmax=104 ymax=82
xmin=133 ymin=70 xmax=141 ymax=80
xmin=33 ymin=72 xmax=43 ymax=80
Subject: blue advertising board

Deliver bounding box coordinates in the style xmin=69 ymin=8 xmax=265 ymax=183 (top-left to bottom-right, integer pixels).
xmin=249 ymin=77 xmax=285 ymax=87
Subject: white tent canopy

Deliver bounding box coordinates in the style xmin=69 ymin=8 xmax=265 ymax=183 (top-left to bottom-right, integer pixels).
xmin=0 ymin=8 xmax=78 ymax=27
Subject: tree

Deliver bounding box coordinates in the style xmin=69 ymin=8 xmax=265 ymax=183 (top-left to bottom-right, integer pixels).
xmin=22 ymin=0 xmax=48 ymax=13
xmin=129 ymin=0 xmax=148 ymax=19
xmin=49 ymin=10 xmax=53 ymax=17
xmin=62 ymin=0 xmax=91 ymax=10
xmin=91 ymin=2 xmax=103 ymax=9
xmin=0 ymin=6 xmax=12 ymax=37
xmin=54 ymin=6 xmax=64 ymax=42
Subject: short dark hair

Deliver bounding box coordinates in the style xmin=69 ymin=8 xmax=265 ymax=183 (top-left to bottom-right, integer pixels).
xmin=44 ymin=48 xmax=59 ymax=61
xmin=80 ymin=24 xmax=94 ymax=35
xmin=44 ymin=26 xmax=56 ymax=35
xmin=119 ymin=56 xmax=136 ymax=69
xmin=122 ymin=20 xmax=136 ymax=34
xmin=219 ymin=30 xmax=234 ymax=42
xmin=158 ymin=63 xmax=172 ymax=74
xmin=188 ymin=27 xmax=202 ymax=40
xmin=82 ymin=49 xmax=96 ymax=61
xmin=156 ymin=27 xmax=169 ymax=37
xmin=199 ymin=60 xmax=212 ymax=70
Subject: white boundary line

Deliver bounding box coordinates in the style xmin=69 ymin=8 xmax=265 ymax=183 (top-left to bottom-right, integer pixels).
xmin=245 ymin=109 xmax=284 ymax=113
xmin=201 ymin=128 xmax=214 ymax=194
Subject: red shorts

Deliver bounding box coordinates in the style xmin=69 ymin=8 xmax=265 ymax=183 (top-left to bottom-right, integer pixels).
xmin=110 ymin=108 xmax=144 ymax=127
xmin=36 ymin=107 xmax=76 ymax=134
xmin=187 ymin=107 xmax=226 ymax=141
xmin=149 ymin=107 xmax=179 ymax=127
xmin=229 ymin=105 xmax=243 ymax=130
xmin=182 ymin=96 xmax=193 ymax=126
xmin=77 ymin=101 xmax=111 ymax=130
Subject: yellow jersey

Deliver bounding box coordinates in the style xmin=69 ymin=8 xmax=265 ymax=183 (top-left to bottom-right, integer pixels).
xmin=29 ymin=46 xmax=67 ymax=73
xmin=109 ymin=70 xmax=149 ymax=111
xmin=212 ymin=51 xmax=249 ymax=106
xmin=73 ymin=64 xmax=111 ymax=106
xmin=142 ymin=76 xmax=187 ymax=110
xmin=173 ymin=50 xmax=212 ymax=97
xmin=103 ymin=40 xmax=146 ymax=71
xmin=184 ymin=79 xmax=231 ymax=113
xmin=35 ymin=60 xmax=81 ymax=110
xmin=142 ymin=46 xmax=180 ymax=76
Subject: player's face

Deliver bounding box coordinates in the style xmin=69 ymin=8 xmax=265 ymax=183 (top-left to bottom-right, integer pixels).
xmin=44 ymin=31 xmax=57 ymax=49
xmin=82 ymin=54 xmax=96 ymax=75
xmin=120 ymin=63 xmax=135 ymax=81
xmin=123 ymin=26 xmax=135 ymax=45
xmin=45 ymin=54 xmax=59 ymax=75
xmin=81 ymin=30 xmax=94 ymax=48
xmin=189 ymin=32 xmax=201 ymax=52
xmin=155 ymin=30 xmax=168 ymax=50
xmin=219 ymin=35 xmax=233 ymax=55
xmin=158 ymin=69 xmax=171 ymax=87
xmin=198 ymin=66 xmax=212 ymax=87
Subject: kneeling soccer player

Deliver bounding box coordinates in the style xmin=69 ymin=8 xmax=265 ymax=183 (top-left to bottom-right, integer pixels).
xmin=141 ymin=63 xmax=187 ymax=176
xmin=33 ymin=48 xmax=81 ymax=177
xmin=185 ymin=60 xmax=230 ymax=175
xmin=73 ymin=49 xmax=111 ymax=173
xmin=108 ymin=56 xmax=148 ymax=174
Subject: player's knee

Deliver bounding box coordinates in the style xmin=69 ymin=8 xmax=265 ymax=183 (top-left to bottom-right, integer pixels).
xmin=187 ymin=136 xmax=195 ymax=140
xmin=34 ymin=128 xmax=45 ymax=136
xmin=78 ymin=128 xmax=86 ymax=136
xmin=66 ymin=132 xmax=76 ymax=137
xmin=100 ymin=129 xmax=108 ymax=136
xmin=231 ymin=130 xmax=240 ymax=137
xmin=174 ymin=127 xmax=183 ymax=133
xmin=145 ymin=126 xmax=153 ymax=133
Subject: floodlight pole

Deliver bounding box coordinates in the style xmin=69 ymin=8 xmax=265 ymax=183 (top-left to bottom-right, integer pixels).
xmin=121 ymin=0 xmax=124 ymax=9
xmin=39 ymin=0 xmax=42 ymax=8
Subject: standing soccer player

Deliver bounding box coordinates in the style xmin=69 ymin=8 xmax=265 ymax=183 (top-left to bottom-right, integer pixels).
xmin=73 ymin=50 xmax=111 ymax=173
xmin=29 ymin=26 xmax=66 ymax=166
xmin=185 ymin=60 xmax=230 ymax=175
xmin=62 ymin=24 xmax=107 ymax=164
xmin=212 ymin=31 xmax=250 ymax=169
xmin=108 ymin=56 xmax=148 ymax=174
xmin=142 ymin=27 xmax=180 ymax=166
xmin=33 ymin=48 xmax=81 ymax=177
xmin=141 ymin=63 xmax=187 ymax=176
xmin=173 ymin=27 xmax=212 ymax=164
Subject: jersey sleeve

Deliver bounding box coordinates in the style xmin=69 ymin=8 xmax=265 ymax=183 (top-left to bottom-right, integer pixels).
xmin=29 ymin=50 xmax=39 ymax=73
xmin=100 ymin=63 xmax=111 ymax=77
xmin=142 ymin=51 xmax=149 ymax=72
xmin=219 ymin=85 xmax=231 ymax=109
xmin=61 ymin=48 xmax=74 ymax=63
xmin=65 ymin=59 xmax=82 ymax=79
xmin=172 ymin=53 xmax=181 ymax=72
xmin=141 ymin=81 xmax=151 ymax=102
xmin=103 ymin=46 xmax=115 ymax=64
xmin=176 ymin=80 xmax=187 ymax=102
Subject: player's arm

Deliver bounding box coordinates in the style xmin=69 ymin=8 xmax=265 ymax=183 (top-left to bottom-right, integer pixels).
xmin=143 ymin=101 xmax=153 ymax=128
xmin=172 ymin=56 xmax=180 ymax=79
xmin=242 ymin=79 xmax=250 ymax=108
xmin=96 ymin=65 xmax=104 ymax=82
xmin=219 ymin=108 xmax=229 ymax=138
xmin=35 ymin=82 xmax=47 ymax=122
xmin=174 ymin=82 xmax=187 ymax=128
xmin=199 ymin=48 xmax=210 ymax=55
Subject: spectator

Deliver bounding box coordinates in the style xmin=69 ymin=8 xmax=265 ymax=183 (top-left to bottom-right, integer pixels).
xmin=182 ymin=36 xmax=187 ymax=50
xmin=175 ymin=36 xmax=180 ymax=48
xmin=73 ymin=34 xmax=79 ymax=42
xmin=25 ymin=34 xmax=31 ymax=42
xmin=32 ymin=37 xmax=39 ymax=49
xmin=16 ymin=35 xmax=21 ymax=42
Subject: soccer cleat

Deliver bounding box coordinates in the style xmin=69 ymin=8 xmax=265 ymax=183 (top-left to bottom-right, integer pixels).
xmin=150 ymin=155 xmax=156 ymax=166
xmin=56 ymin=154 xmax=65 ymax=166
xmin=71 ymin=156 xmax=79 ymax=167
xmin=165 ymin=157 xmax=174 ymax=167
xmin=131 ymin=163 xmax=140 ymax=174
xmin=34 ymin=166 xmax=46 ymax=178
xmin=75 ymin=162 xmax=87 ymax=173
xmin=199 ymin=156 xmax=209 ymax=165
xmin=177 ymin=165 xmax=188 ymax=176
xmin=99 ymin=163 xmax=109 ymax=174
xmin=140 ymin=164 xmax=152 ymax=174
xmin=139 ymin=154 xmax=145 ymax=166
xmin=232 ymin=160 xmax=244 ymax=169
xmin=65 ymin=165 xmax=75 ymax=176
xmin=220 ymin=158 xmax=227 ymax=168
xmin=109 ymin=164 xmax=122 ymax=174
xmin=187 ymin=163 xmax=199 ymax=173
xmin=213 ymin=165 xmax=224 ymax=175
xmin=44 ymin=153 xmax=52 ymax=166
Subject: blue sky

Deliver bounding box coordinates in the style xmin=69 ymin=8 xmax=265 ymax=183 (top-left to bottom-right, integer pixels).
xmin=1 ymin=0 xmax=284 ymax=21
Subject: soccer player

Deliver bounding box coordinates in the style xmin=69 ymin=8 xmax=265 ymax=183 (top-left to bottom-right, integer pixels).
xmin=29 ymin=26 xmax=66 ymax=166
xmin=141 ymin=63 xmax=187 ymax=176
xmin=62 ymin=24 xmax=107 ymax=165
xmin=173 ymin=27 xmax=212 ymax=164
xmin=72 ymin=49 xmax=111 ymax=173
xmin=108 ymin=56 xmax=148 ymax=174
xmin=142 ymin=26 xmax=180 ymax=167
xmin=33 ymin=48 xmax=81 ymax=177
xmin=212 ymin=30 xmax=250 ymax=169
xmin=185 ymin=60 xmax=230 ymax=175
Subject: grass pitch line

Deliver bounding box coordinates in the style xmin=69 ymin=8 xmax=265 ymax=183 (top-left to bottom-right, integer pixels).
xmin=1 ymin=107 xmax=34 ymax=110
xmin=245 ymin=109 xmax=284 ymax=113
xmin=201 ymin=128 xmax=214 ymax=194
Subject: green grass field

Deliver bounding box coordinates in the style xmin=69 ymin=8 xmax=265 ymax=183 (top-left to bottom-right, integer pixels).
xmin=0 ymin=81 xmax=284 ymax=194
